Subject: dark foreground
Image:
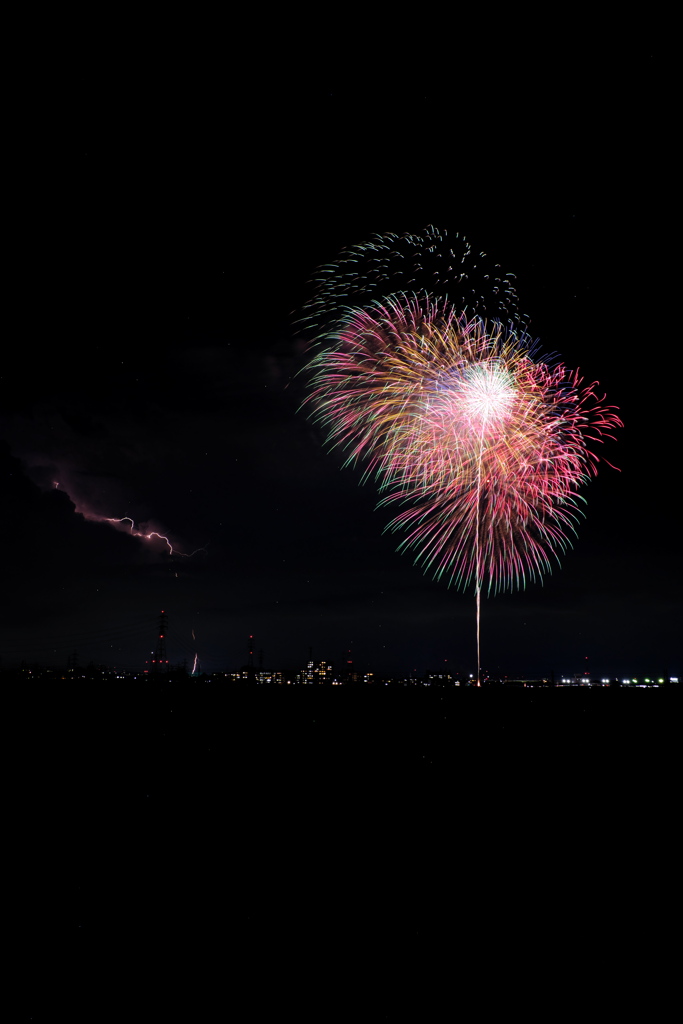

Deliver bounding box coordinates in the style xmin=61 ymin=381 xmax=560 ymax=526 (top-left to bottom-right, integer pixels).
xmin=14 ymin=684 xmax=679 ymax=1019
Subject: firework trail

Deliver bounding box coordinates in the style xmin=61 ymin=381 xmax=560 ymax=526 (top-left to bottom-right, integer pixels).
xmin=303 ymin=230 xmax=621 ymax=681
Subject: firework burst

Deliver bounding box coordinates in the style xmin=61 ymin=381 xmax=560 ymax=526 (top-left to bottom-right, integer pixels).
xmin=302 ymin=226 xmax=622 ymax=679
xmin=305 ymin=284 xmax=621 ymax=680
xmin=300 ymin=224 xmax=522 ymax=337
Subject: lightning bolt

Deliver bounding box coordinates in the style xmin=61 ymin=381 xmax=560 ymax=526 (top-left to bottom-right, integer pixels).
xmin=49 ymin=482 xmax=207 ymax=558
xmin=100 ymin=516 xmax=207 ymax=557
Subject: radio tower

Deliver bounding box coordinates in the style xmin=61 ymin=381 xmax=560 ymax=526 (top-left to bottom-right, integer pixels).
xmin=246 ymin=634 xmax=256 ymax=684
xmin=152 ymin=609 xmax=169 ymax=674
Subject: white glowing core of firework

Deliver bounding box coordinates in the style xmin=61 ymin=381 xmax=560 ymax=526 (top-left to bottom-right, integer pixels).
xmin=460 ymin=362 xmax=516 ymax=429
xmin=427 ymin=362 xmax=516 ymax=444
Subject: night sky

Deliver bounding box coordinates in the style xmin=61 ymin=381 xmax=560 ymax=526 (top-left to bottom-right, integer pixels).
xmin=3 ymin=42 xmax=678 ymax=680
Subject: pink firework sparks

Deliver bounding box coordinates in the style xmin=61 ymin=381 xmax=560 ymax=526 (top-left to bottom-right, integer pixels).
xmin=305 ymin=294 xmax=622 ymax=680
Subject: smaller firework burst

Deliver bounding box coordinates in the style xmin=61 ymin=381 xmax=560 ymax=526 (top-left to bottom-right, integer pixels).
xmin=300 ymin=225 xmax=521 ymax=338
xmin=305 ymin=294 xmax=621 ymax=598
